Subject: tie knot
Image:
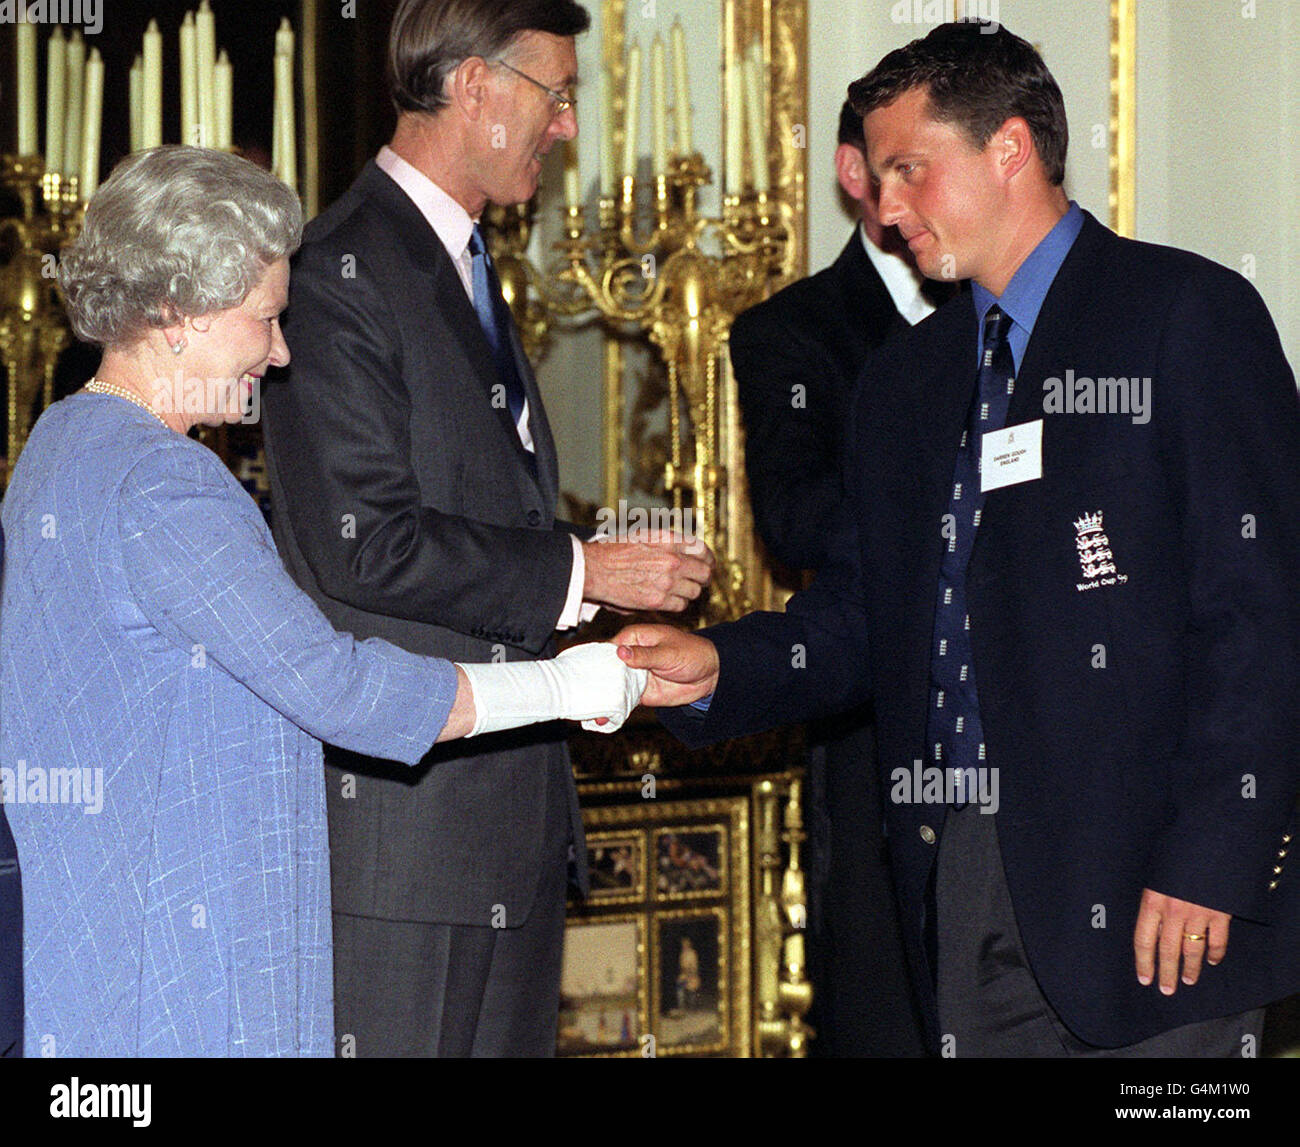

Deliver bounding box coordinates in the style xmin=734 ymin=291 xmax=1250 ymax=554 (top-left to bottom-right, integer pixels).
xmin=468 ymin=224 xmax=487 ymax=259
xmin=983 ymin=305 xmax=1012 ymax=350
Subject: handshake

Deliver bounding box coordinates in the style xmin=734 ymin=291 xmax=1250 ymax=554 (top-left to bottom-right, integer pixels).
xmin=455 ymin=625 xmax=721 ymax=737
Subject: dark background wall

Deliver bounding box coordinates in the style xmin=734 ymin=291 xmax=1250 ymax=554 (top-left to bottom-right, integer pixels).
xmin=2 ymin=0 xmax=399 ymax=211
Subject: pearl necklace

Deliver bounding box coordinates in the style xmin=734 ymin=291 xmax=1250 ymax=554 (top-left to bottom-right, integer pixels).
xmin=84 ymin=378 xmax=168 ymax=427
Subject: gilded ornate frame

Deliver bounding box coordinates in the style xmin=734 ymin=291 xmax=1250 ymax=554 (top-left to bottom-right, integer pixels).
xmin=1109 ymin=0 xmax=1137 ymax=237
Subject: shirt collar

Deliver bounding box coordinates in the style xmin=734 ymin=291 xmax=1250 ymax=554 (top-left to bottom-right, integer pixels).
xmin=971 ymin=201 xmax=1084 ymax=361
xmin=860 ymin=223 xmax=934 ymax=325
xmin=376 ymin=145 xmax=475 ymax=263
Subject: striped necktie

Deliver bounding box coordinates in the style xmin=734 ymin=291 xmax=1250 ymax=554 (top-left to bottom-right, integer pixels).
xmin=924 ymin=306 xmax=1016 ymax=805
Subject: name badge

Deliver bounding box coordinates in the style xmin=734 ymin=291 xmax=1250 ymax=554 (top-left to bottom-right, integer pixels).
xmin=981 ymin=419 xmax=1043 ymax=492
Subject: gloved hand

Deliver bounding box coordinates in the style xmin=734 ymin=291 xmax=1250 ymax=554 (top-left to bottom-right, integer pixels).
xmin=455 ymin=642 xmax=648 ymax=738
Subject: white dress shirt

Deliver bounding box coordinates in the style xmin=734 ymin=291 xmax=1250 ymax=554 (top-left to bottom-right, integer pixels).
xmin=861 ymin=222 xmax=937 ymax=327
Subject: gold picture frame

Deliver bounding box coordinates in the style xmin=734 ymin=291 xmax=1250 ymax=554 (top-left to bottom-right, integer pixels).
xmin=558 ymin=914 xmax=648 ymax=1056
xmin=585 ymin=831 xmax=646 ymax=904
xmin=561 ymin=795 xmax=752 ymax=1057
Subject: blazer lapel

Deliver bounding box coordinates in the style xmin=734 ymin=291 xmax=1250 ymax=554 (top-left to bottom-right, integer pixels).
xmin=898 ymin=300 xmax=980 ymax=741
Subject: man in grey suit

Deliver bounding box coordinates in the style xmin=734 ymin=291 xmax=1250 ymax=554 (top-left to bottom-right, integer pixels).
xmin=262 ymin=0 xmax=711 ymax=1057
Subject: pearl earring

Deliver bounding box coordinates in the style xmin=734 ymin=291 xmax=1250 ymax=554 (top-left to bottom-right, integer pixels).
xmin=171 ymin=339 xmax=186 ymax=355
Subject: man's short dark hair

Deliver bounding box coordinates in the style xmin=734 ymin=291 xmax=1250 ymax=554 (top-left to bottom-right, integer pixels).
xmin=389 ymin=0 xmax=591 ymax=114
xmin=847 ymin=21 xmax=1068 ymax=186
xmin=837 ymin=99 xmax=865 ymax=152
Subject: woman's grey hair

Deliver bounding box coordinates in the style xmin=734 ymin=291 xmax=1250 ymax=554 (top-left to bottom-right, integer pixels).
xmin=58 ymin=146 xmax=303 ymax=348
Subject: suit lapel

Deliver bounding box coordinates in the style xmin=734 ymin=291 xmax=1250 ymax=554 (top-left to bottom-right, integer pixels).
xmin=362 ymin=163 xmax=549 ymax=496
xmin=504 ymin=319 xmax=559 ymax=506
xmin=837 ymin=232 xmax=910 ymax=349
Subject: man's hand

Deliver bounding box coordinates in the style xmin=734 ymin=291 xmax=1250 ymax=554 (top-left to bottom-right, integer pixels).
xmin=583 ymin=534 xmax=715 ymax=613
xmin=614 ymin=623 xmax=720 ymax=708
xmin=1133 ymin=887 xmax=1231 ymax=995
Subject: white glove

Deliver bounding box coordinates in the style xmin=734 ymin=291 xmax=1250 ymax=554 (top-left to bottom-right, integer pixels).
xmin=456 ymin=643 xmax=648 ymax=738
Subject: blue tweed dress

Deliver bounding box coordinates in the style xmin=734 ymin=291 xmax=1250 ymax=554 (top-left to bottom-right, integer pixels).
xmin=0 ymin=393 xmax=457 ymax=1056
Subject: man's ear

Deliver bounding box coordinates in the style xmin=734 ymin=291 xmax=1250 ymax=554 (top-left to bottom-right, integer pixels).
xmin=990 ymin=116 xmax=1036 ymax=184
xmin=835 ymin=142 xmax=870 ymax=201
xmin=448 ymin=55 xmax=491 ymax=121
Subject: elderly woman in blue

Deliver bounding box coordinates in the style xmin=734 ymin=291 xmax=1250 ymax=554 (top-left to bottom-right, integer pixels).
xmin=0 ymin=147 xmax=642 ymax=1057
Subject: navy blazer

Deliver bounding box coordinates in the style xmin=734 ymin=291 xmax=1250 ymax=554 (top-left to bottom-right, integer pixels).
xmin=664 ymin=211 xmax=1300 ymax=1049
xmin=0 ymin=522 xmax=22 ymax=1058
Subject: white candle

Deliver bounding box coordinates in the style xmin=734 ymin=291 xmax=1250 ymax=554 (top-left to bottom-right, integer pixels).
xmin=63 ymin=31 xmax=86 ymax=181
xmin=651 ymin=36 xmax=668 ymax=176
xmin=196 ymin=0 xmax=217 ymax=147
xmin=129 ymin=55 xmax=143 ymax=153
xmin=598 ymin=78 xmax=614 ymax=195
xmin=274 ymin=50 xmax=296 ymax=189
xmin=743 ymin=47 xmax=769 ymax=193
xmin=671 ymin=21 xmax=691 ymax=157
xmin=275 ymin=16 xmax=294 ymax=59
xmin=214 ymin=50 xmax=233 ymax=150
xmin=271 ymin=62 xmax=282 ymax=177
xmin=621 ymin=41 xmax=641 ymax=186
xmin=273 ymin=19 xmax=295 ymax=182
xmin=564 ymin=139 xmax=581 ymax=209
xmin=45 ymin=28 xmax=66 ymax=174
xmin=142 ymin=20 xmax=163 ymax=149
xmin=180 ymin=12 xmax=198 ymax=147
xmin=725 ymin=57 xmax=743 ymax=194
xmin=16 ymin=17 xmax=38 ymax=157
xmin=79 ymin=49 xmax=104 ymax=199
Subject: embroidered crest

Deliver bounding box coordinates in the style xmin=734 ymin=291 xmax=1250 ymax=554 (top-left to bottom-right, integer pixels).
xmin=1074 ymin=511 xmax=1128 ymax=591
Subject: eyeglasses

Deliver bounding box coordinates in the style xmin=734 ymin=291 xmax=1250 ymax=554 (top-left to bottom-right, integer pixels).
xmin=492 ymin=59 xmax=576 ymax=116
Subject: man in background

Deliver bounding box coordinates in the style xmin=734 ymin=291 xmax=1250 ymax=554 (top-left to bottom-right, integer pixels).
xmin=263 ymin=0 xmax=711 ymax=1057
xmin=727 ymin=98 xmax=949 ymax=1057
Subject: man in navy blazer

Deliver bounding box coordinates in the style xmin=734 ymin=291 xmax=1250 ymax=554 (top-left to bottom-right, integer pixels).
xmin=618 ymin=22 xmax=1300 ymax=1055
xmin=727 ymin=98 xmax=945 ymax=1057
xmin=0 ymin=522 xmax=21 ymax=1058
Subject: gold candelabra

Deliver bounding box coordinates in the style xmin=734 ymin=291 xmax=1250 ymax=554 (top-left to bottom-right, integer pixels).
xmin=501 ymin=153 xmax=789 ymax=621
xmin=1 ymin=155 xmax=84 ymax=486
xmin=755 ymin=776 xmax=813 ymax=1056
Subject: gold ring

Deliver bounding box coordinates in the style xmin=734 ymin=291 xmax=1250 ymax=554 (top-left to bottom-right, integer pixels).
xmin=1183 ymin=933 xmax=1206 ymax=942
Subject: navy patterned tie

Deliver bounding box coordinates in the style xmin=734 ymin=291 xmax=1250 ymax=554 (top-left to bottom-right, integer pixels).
xmin=468 ymin=223 xmax=527 ymax=428
xmin=925 ymin=306 xmax=1016 ymax=805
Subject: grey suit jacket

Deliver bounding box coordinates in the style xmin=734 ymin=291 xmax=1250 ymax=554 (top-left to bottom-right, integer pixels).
xmin=262 ymin=161 xmax=585 ymax=929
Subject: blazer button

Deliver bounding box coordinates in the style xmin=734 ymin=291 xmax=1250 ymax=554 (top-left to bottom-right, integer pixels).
xmin=1279 ymin=849 xmax=1289 ymax=859
xmin=1284 ymin=834 xmax=1293 ymax=844
xmin=1273 ymin=865 xmax=1284 ymax=875
xmin=527 ymin=509 xmax=541 ymax=526
xmin=920 ymin=825 xmax=936 ymax=845
xmin=1269 ymin=879 xmax=1280 ymax=890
